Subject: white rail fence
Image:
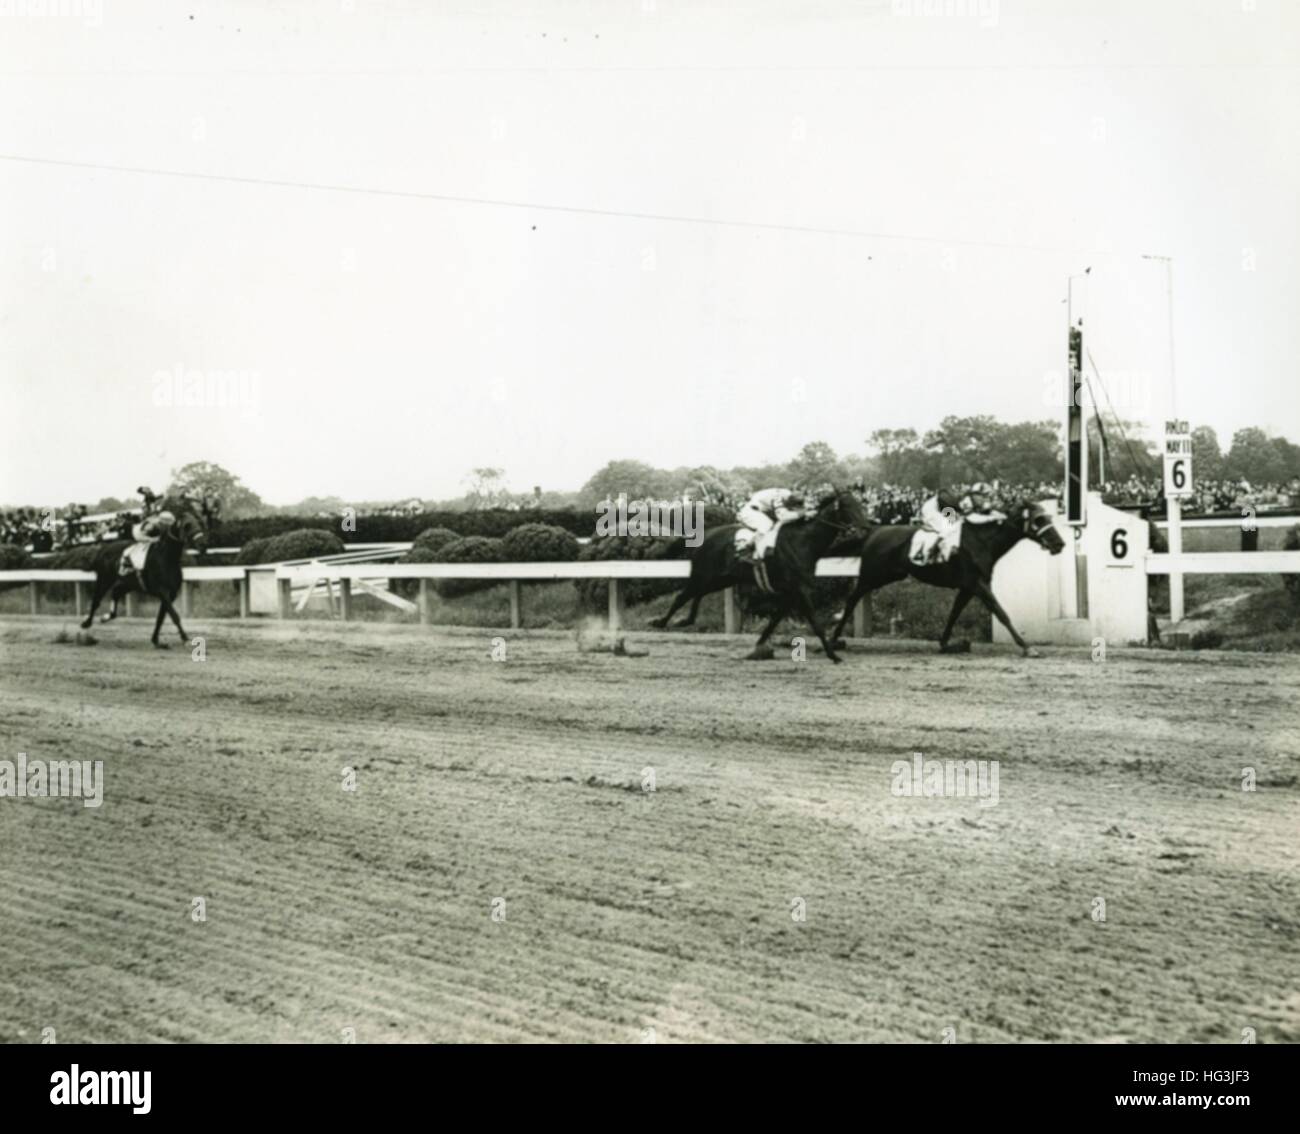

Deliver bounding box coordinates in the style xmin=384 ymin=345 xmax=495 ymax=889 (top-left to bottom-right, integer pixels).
xmin=4 ymin=550 xmax=1300 ymax=633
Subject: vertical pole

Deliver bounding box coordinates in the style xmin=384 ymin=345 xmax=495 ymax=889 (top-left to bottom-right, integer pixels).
xmin=1167 ymin=494 xmax=1183 ymax=623
xmin=277 ymin=578 xmax=291 ymax=619
xmin=723 ymin=586 xmax=739 ymax=634
xmin=853 ymin=596 xmax=868 ymax=639
xmin=75 ymin=581 xmax=86 ymax=618
xmin=29 ymin=581 xmax=39 ymax=615
xmin=125 ymin=592 xmax=137 ymax=618
xmin=509 ymin=580 xmax=521 ymax=629
xmin=339 ymin=577 xmax=352 ymax=621
xmin=180 ymin=580 xmax=193 ymax=619
xmin=238 ymin=574 xmax=250 ymax=619
xmin=418 ymin=579 xmax=432 ymax=625
xmin=608 ymin=578 xmax=623 ymax=632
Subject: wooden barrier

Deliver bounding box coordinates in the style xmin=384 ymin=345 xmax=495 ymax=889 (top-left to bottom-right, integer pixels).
xmin=8 ymin=549 xmax=1299 ymax=639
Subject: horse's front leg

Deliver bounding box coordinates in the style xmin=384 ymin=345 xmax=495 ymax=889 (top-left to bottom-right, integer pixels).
xmin=743 ymin=609 xmax=785 ymax=660
xmin=100 ymin=579 xmax=129 ymax=623
xmin=151 ymin=600 xmax=169 ymax=647
xmin=938 ymin=589 xmax=974 ymax=652
xmin=81 ymin=576 xmax=111 ymax=629
xmin=829 ymin=583 xmax=866 ymax=649
xmin=792 ymin=586 xmax=842 ymax=664
xmin=973 ymin=580 xmax=1040 ymax=658
xmin=164 ymin=595 xmax=188 ymax=645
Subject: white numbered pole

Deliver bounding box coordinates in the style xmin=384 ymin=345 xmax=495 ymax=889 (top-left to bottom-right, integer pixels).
xmin=1167 ymin=493 xmax=1183 ymax=623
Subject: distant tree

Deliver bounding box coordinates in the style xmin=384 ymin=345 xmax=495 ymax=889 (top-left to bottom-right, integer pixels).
xmin=577 ymin=460 xmax=674 ymax=509
xmin=1224 ymin=428 xmax=1292 ymax=484
xmin=462 ymin=467 xmax=510 ymax=510
xmin=92 ymin=496 xmax=130 ymax=513
xmin=1190 ymin=426 xmax=1225 ymax=480
xmin=168 ymin=461 xmax=264 ymax=517
xmin=787 ymin=441 xmax=848 ymax=487
xmin=290 ymin=495 xmax=347 ymax=515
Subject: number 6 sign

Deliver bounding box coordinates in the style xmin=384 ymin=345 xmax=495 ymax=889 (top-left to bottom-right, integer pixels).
xmin=1163 ymin=421 xmax=1193 ymax=498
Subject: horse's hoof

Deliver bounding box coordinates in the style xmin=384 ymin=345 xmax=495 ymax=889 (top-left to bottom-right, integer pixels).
xmin=828 ymin=653 xmax=843 ymax=665
xmin=1023 ymin=647 xmax=1042 ymax=659
xmin=743 ymin=646 xmax=775 ymax=661
xmin=79 ymin=618 xmax=92 ymax=630
xmin=153 ymin=640 xmax=169 ymax=650
xmin=940 ymin=640 xmax=972 ymax=654
xmin=831 ymin=638 xmax=847 ymax=651
xmin=648 ymin=618 xmax=667 ymax=630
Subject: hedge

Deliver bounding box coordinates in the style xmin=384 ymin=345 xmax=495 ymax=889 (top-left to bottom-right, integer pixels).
xmin=412 ymin=526 xmax=461 ymax=554
xmin=433 ymin=536 xmax=505 ymax=598
xmin=213 ymin=505 xmax=737 ymax=550
xmin=573 ymin=535 xmax=685 ymax=610
xmin=235 ymin=529 xmax=344 ymax=565
xmin=500 ymin=523 xmax=579 ymax=563
xmin=215 ymin=508 xmax=597 ymax=548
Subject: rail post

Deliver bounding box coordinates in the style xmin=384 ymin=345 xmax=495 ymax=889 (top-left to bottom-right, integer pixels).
xmin=238 ymin=574 xmax=251 ymax=619
xmin=277 ymin=578 xmax=291 ymax=619
xmin=723 ymin=587 xmax=739 ymax=634
xmin=75 ymin=580 xmax=86 ymax=618
xmin=418 ymin=579 xmax=432 ymax=625
xmin=125 ymin=592 xmax=137 ymax=618
xmin=853 ymin=596 xmax=868 ymax=639
xmin=339 ymin=577 xmax=352 ymax=621
xmin=180 ymin=580 xmax=193 ymax=619
xmin=608 ymin=579 xmax=624 ymax=632
xmin=28 ymin=580 xmax=39 ymax=615
xmin=509 ymin=579 xmax=522 ymax=629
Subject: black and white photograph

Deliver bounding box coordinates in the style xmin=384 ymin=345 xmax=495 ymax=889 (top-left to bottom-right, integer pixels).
xmin=1 ymin=0 xmax=1297 ymax=1099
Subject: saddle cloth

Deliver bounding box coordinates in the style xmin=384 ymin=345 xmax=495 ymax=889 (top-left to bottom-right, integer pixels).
xmin=915 ymin=530 xmax=956 ymax=572
xmin=119 ymin=541 xmax=152 ymax=575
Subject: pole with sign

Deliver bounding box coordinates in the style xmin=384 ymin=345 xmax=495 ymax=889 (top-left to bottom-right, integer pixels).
xmin=1163 ymin=420 xmax=1193 ymax=623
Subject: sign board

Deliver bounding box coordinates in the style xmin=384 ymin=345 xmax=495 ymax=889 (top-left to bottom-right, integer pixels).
xmin=1163 ymin=420 xmax=1193 ymax=498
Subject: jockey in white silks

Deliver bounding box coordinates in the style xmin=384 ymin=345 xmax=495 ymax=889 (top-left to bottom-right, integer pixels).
xmin=915 ymin=482 xmax=1000 ymax=565
xmin=736 ymin=487 xmax=807 ymax=560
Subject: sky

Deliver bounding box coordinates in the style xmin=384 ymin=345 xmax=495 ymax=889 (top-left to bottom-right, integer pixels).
xmin=2 ymin=0 xmax=1298 ymax=507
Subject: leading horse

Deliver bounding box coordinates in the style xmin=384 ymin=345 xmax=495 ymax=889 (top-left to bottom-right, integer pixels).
xmin=79 ymin=494 xmax=212 ymax=648
xmin=650 ymin=488 xmax=869 ymax=663
xmin=829 ymin=501 xmax=1066 ymax=657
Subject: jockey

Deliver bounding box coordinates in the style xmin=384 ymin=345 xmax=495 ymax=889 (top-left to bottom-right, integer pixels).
xmin=918 ymin=482 xmax=999 ymax=564
xmin=736 ymin=487 xmax=808 ymax=560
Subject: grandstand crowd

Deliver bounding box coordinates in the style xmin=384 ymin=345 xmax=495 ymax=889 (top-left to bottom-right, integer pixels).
xmin=5 ymin=476 xmax=1297 ymax=554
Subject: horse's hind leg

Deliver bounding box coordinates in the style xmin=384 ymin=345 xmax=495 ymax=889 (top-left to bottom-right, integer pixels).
xmin=673 ymin=593 xmax=705 ymax=628
xmin=649 ymin=586 xmax=694 ymax=629
xmin=101 ymin=579 xmax=132 ymax=623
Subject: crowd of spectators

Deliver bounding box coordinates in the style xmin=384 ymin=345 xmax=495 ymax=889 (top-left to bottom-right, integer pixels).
xmin=1 ymin=504 xmax=140 ymax=551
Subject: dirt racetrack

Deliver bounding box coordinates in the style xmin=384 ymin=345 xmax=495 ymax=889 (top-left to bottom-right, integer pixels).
xmin=2 ymin=614 xmax=1297 ymax=1044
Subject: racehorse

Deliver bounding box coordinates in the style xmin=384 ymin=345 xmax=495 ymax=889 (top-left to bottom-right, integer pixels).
xmin=649 ymin=488 xmax=869 ymax=663
xmin=78 ymin=494 xmax=212 ymax=648
xmin=828 ymin=501 xmax=1066 ymax=657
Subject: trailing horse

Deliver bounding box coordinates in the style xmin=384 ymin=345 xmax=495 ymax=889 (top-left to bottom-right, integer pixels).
xmin=649 ymin=488 xmax=869 ymax=663
xmin=829 ymin=501 xmax=1066 ymax=657
xmin=78 ymin=495 xmax=212 ymax=648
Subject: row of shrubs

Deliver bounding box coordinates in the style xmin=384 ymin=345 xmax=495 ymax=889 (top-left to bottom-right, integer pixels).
xmin=215 ymin=505 xmax=735 ymax=548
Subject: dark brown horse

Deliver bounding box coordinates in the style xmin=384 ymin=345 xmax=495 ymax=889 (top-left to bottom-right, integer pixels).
xmin=79 ymin=495 xmax=212 ymax=648
xmin=649 ymin=488 xmax=869 ymax=663
xmin=829 ymin=501 xmax=1066 ymax=657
